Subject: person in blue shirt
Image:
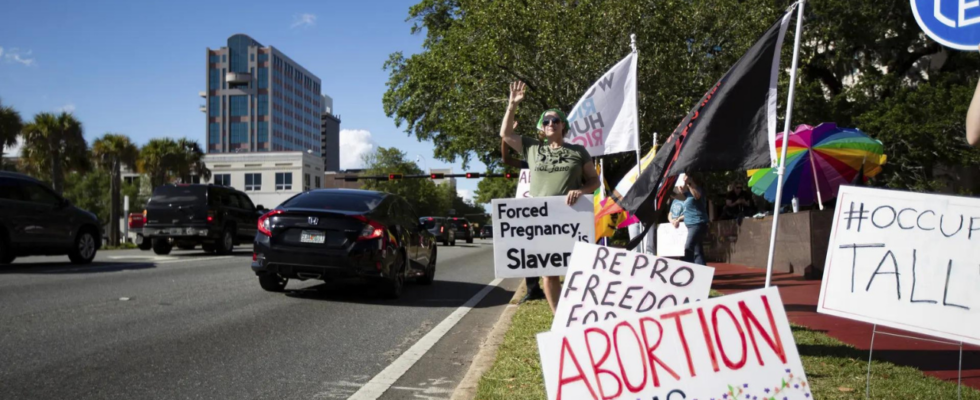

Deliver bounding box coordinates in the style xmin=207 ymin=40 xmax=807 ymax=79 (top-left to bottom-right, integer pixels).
xmin=671 ymin=173 xmax=708 ymax=265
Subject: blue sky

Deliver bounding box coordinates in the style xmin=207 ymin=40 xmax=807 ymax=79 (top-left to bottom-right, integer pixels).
xmin=0 ymin=0 xmax=488 ymax=205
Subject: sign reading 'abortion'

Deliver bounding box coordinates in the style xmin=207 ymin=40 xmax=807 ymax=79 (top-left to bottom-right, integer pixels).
xmin=551 ymin=242 xmax=714 ymax=332
xmin=492 ymin=196 xmax=595 ymax=278
xmin=818 ymin=186 xmax=980 ymax=346
xmin=538 ymin=287 xmax=811 ymax=400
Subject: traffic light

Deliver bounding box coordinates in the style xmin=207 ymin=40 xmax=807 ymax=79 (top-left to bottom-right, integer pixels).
xmin=504 ymin=172 xmax=515 ymax=179
xmin=465 ymin=172 xmax=481 ymax=178
xmin=388 ymin=173 xmax=403 ymax=180
xmin=430 ymin=173 xmax=445 ymax=179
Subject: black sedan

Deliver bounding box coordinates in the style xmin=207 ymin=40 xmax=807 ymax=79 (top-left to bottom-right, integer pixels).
xmin=251 ymin=189 xmax=437 ymax=298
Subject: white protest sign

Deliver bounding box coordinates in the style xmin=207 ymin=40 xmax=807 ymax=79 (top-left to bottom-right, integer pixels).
xmin=566 ymin=53 xmax=638 ymax=157
xmin=551 ymin=242 xmax=714 ymax=332
xmin=515 ymin=169 xmax=531 ymax=198
xmin=492 ymin=196 xmax=595 ymax=278
xmin=817 ymin=186 xmax=980 ymax=346
xmin=656 ymin=223 xmax=688 ymax=257
xmin=538 ymin=286 xmax=810 ymax=400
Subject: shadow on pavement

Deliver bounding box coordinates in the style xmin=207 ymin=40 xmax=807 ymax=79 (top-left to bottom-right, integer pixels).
xmin=283 ymin=278 xmax=514 ymax=309
xmin=0 ymin=261 xmax=157 ymax=274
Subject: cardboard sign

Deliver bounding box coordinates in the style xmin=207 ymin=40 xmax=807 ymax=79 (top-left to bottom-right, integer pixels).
xmin=538 ymin=287 xmax=810 ymax=400
xmin=515 ymin=169 xmax=532 ymax=198
xmin=656 ymin=223 xmax=689 ymax=257
xmin=817 ymin=186 xmax=980 ymax=346
xmin=551 ymin=242 xmax=715 ymax=331
xmin=492 ymin=196 xmax=595 ymax=278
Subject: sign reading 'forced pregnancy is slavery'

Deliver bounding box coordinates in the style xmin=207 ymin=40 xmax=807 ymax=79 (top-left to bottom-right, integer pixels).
xmin=818 ymin=186 xmax=980 ymax=346
xmin=492 ymin=196 xmax=595 ymax=278
xmin=551 ymin=242 xmax=714 ymax=332
xmin=538 ymin=287 xmax=811 ymax=400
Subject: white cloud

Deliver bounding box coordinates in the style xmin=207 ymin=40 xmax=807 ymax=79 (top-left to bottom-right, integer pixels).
xmin=457 ymin=189 xmax=476 ymax=205
xmin=3 ymin=137 xmax=23 ymax=157
xmin=0 ymin=47 xmax=4 ymax=58
xmin=57 ymin=103 xmax=75 ymax=113
xmin=291 ymin=13 xmax=317 ymax=29
xmin=339 ymin=129 xmax=375 ymax=170
xmin=2 ymin=48 xmax=36 ymax=67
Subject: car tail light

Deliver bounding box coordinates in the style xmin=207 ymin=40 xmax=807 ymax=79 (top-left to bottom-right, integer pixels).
xmin=207 ymin=210 xmax=215 ymax=223
xmin=258 ymin=210 xmax=282 ymax=236
xmin=440 ymin=226 xmax=444 ymax=233
xmin=142 ymin=209 xmax=147 ymax=218
xmin=252 ymin=252 xmax=257 ymax=261
xmin=463 ymin=224 xmax=468 ymax=228
xmin=353 ymin=215 xmax=384 ymax=241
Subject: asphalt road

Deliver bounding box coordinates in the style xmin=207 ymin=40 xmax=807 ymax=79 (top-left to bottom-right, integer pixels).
xmin=0 ymin=239 xmax=519 ymax=400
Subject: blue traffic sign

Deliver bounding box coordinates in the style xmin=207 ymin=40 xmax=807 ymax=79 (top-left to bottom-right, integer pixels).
xmin=911 ymin=0 xmax=980 ymax=50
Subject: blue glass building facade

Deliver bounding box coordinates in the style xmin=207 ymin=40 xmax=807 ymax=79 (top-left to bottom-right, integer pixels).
xmin=205 ymin=34 xmax=323 ymax=154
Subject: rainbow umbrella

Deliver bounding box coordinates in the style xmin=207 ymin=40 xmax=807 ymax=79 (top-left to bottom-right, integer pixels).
xmin=747 ymin=123 xmax=886 ymax=208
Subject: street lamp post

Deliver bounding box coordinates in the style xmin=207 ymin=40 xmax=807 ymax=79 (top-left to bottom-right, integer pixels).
xmin=415 ymin=154 xmax=429 ymax=174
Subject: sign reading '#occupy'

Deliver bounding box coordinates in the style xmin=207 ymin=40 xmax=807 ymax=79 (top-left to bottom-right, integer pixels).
xmin=492 ymin=196 xmax=595 ymax=278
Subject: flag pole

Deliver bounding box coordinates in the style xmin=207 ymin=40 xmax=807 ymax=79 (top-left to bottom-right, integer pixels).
xmin=764 ymin=0 xmax=806 ymax=288
xmin=629 ymin=33 xmax=647 ymax=253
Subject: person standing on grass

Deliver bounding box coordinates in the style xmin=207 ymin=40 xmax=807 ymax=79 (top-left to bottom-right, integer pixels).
xmin=671 ymin=173 xmax=708 ymax=265
xmin=499 ymin=81 xmax=600 ymax=313
xmin=501 ymin=138 xmax=546 ymax=304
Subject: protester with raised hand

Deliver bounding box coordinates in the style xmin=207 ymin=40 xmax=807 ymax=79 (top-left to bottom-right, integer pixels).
xmin=500 ymin=81 xmax=600 ymax=313
xmin=502 ymin=137 xmax=546 ymax=304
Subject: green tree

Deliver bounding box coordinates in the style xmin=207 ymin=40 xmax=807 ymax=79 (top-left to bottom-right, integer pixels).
xmin=20 ymin=112 xmax=89 ymax=194
xmin=0 ymin=98 xmax=22 ymax=161
xmin=62 ymin=169 xmax=110 ymax=227
xmin=92 ymin=133 xmax=140 ymax=246
xmin=138 ymin=138 xmax=179 ymax=188
xmin=361 ymin=147 xmax=451 ymax=216
xmin=175 ymin=138 xmax=211 ymax=184
xmin=474 ymin=168 xmax=519 ymax=205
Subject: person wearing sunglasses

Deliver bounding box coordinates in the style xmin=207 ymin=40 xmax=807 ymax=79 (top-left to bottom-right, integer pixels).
xmin=499 ymin=81 xmax=600 ymax=313
xmin=501 ymin=138 xmax=546 ymax=304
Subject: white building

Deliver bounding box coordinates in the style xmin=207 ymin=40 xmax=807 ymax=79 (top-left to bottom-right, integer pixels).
xmin=203 ymin=151 xmax=324 ymax=209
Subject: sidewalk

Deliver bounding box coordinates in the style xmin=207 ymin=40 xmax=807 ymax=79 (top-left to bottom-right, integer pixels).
xmin=710 ymin=263 xmax=980 ymax=389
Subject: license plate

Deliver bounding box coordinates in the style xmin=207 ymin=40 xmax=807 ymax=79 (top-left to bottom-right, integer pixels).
xmin=169 ymin=228 xmax=184 ymax=235
xmin=300 ymin=230 xmax=326 ymax=244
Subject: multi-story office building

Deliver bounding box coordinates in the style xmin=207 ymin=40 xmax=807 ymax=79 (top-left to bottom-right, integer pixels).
xmin=204 ymin=34 xmax=323 ymax=155
xmin=321 ymin=94 xmax=341 ymax=172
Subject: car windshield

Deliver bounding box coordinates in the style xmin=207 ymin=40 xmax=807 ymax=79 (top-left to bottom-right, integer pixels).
xmin=280 ymin=191 xmax=382 ymax=213
xmin=149 ymin=186 xmax=207 ymax=206
xmin=421 ymin=219 xmax=438 ymax=229
xmin=451 ymin=219 xmax=468 ymax=228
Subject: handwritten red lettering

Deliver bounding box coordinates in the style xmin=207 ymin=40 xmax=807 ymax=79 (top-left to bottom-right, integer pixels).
xmin=739 ymin=296 xmax=788 ymax=366
xmin=639 ymin=317 xmax=681 ymax=388
xmin=613 ymin=321 xmax=648 ymax=393
xmin=661 ymin=309 xmax=696 ymax=377
xmin=557 ymin=336 xmax=598 ymax=400
xmin=712 ymin=305 xmax=747 ymax=370
xmin=697 ymin=308 xmax=720 ymax=372
xmin=585 ymin=328 xmax=623 ymax=399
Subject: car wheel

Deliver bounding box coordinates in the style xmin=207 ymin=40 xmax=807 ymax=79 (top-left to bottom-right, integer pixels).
xmin=137 ymin=235 xmax=152 ymax=251
xmin=201 ymin=243 xmax=216 ymax=253
xmin=258 ymin=274 xmax=288 ymax=292
xmin=152 ymin=238 xmax=173 ymax=255
xmin=381 ymin=252 xmax=406 ymax=299
xmin=0 ymin=239 xmax=15 ymax=265
xmin=215 ymin=228 xmax=234 ymax=255
xmin=418 ymin=250 xmax=436 ymax=285
xmin=68 ymin=229 xmax=98 ymax=264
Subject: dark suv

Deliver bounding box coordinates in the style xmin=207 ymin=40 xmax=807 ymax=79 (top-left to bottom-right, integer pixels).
xmin=0 ymin=171 xmax=102 ymax=265
xmin=449 ymin=217 xmax=474 ymax=244
xmin=420 ymin=217 xmax=456 ymax=246
xmin=142 ymin=184 xmax=263 ymax=255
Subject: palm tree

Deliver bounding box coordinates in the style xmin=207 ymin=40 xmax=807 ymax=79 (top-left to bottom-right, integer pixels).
xmin=0 ymin=99 xmax=23 ymax=162
xmin=20 ymin=112 xmax=88 ymax=194
xmin=92 ymin=133 xmax=139 ymax=246
xmin=175 ymin=138 xmax=211 ymax=183
xmin=138 ymin=138 xmax=179 ymax=189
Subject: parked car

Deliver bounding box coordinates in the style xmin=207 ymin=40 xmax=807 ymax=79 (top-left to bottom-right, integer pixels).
xmin=129 ymin=213 xmax=152 ymax=250
xmin=252 ymin=189 xmax=437 ymax=298
xmin=449 ymin=217 xmax=474 ymax=244
xmin=481 ymin=226 xmax=493 ymax=239
xmin=0 ymin=171 xmax=102 ymax=265
xmin=142 ymin=184 xmax=264 ymax=255
xmin=420 ymin=216 xmax=456 ymax=246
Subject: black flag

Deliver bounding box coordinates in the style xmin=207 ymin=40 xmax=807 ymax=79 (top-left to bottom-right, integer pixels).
xmin=615 ymin=5 xmax=798 ymax=237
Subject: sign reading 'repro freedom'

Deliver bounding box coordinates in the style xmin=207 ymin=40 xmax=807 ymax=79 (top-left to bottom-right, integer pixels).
xmin=818 ymin=185 xmax=980 ymax=346
xmin=492 ymin=196 xmax=595 ymax=278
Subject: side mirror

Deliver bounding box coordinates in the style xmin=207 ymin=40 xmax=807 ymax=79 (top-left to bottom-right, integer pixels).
xmin=256 ymin=204 xmax=266 ymax=211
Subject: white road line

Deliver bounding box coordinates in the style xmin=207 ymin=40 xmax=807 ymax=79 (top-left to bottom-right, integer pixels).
xmin=346 ymin=278 xmax=504 ymax=400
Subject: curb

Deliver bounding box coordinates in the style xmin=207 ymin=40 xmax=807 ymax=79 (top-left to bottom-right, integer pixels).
xmin=450 ymin=280 xmax=526 ymax=400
